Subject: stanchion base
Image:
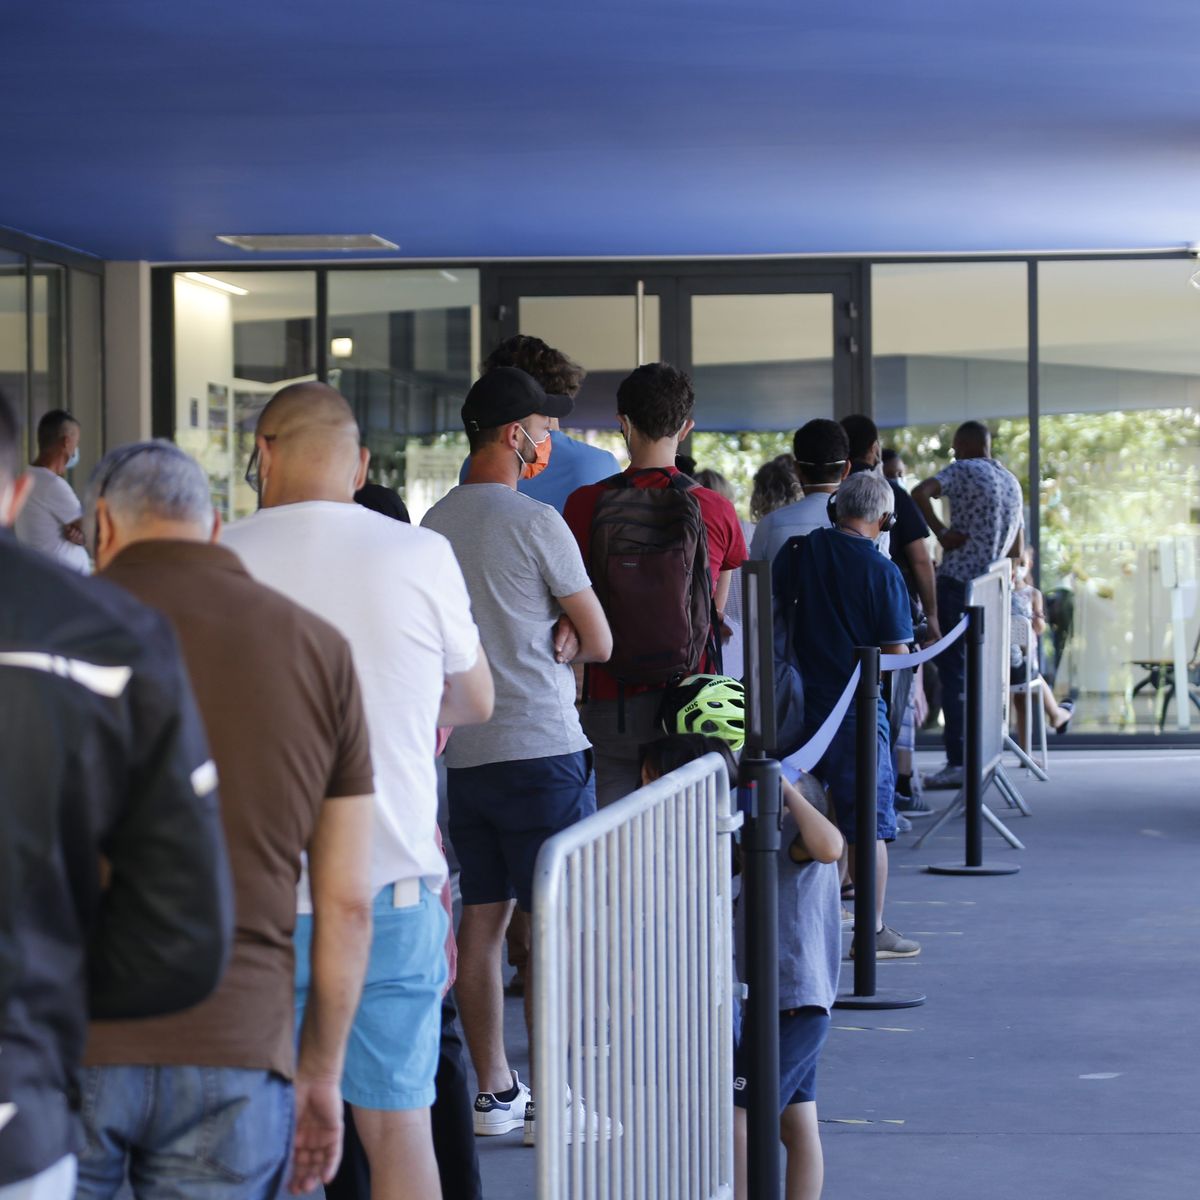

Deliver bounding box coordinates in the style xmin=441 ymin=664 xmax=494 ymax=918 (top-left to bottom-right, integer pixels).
xmin=926 ymin=862 xmax=1020 ymax=876
xmin=833 ymin=989 xmax=926 ymax=1010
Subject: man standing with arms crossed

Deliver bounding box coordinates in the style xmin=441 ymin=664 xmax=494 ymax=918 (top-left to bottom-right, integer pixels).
xmin=224 ymin=384 xmax=494 ymax=1200
xmin=912 ymin=420 xmax=1023 ymax=790
xmin=13 ymin=409 xmax=89 ymax=572
xmin=77 ymin=441 xmax=376 ymax=1199
xmin=424 ymin=367 xmax=612 ymax=1141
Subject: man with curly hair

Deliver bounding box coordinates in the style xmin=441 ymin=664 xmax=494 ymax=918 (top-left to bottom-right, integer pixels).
xmin=458 ymin=336 xmax=620 ymax=513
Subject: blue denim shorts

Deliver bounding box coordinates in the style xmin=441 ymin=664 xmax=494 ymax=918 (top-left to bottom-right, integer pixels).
xmin=294 ymin=883 xmax=447 ymax=1112
xmin=447 ymin=750 xmax=595 ymax=912
xmin=808 ymin=700 xmax=897 ymax=844
xmin=733 ymin=1006 xmax=830 ymax=1111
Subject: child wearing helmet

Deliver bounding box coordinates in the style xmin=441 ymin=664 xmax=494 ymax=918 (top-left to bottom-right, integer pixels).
xmin=638 ymin=730 xmax=843 ymax=1200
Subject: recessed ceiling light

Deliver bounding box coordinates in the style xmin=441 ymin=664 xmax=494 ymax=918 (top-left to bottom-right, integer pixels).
xmin=215 ymin=234 xmax=399 ymax=252
xmin=182 ymin=271 xmax=248 ymax=296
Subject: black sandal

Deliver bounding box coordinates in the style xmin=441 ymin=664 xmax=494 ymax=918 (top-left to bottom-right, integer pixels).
xmin=1054 ymin=700 xmax=1075 ymax=735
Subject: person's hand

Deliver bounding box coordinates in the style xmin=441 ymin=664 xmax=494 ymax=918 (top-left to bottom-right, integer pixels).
xmin=921 ymin=619 xmax=943 ymax=648
xmin=938 ymin=528 xmax=968 ymax=551
xmin=288 ymin=1076 xmax=344 ymax=1195
xmin=62 ymin=519 xmax=85 ymax=547
xmin=553 ymin=615 xmax=580 ymax=663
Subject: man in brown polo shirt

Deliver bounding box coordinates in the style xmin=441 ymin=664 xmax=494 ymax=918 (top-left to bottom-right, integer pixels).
xmin=76 ymin=441 xmax=376 ymax=1200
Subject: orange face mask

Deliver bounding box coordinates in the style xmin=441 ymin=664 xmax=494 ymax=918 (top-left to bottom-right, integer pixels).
xmin=517 ymin=426 xmax=552 ymax=479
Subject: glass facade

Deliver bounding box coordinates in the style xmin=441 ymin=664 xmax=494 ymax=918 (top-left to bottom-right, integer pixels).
xmin=329 ymin=269 xmax=480 ymax=520
xmin=0 ymin=252 xmax=25 ymax=419
xmin=690 ymin=291 xmax=835 ymax=511
xmin=173 ymin=271 xmax=317 ymax=521
xmin=1039 ymin=260 xmax=1200 ymax=734
xmin=873 ymin=262 xmax=1030 ymax=499
xmin=159 ymin=255 xmax=1200 ymax=742
xmin=0 ymin=236 xmax=103 ymax=476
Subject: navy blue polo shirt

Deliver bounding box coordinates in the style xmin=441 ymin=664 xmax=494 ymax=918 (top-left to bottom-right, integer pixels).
xmin=773 ymin=526 xmax=913 ymax=718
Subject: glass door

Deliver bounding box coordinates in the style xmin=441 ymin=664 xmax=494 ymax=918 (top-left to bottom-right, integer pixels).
xmin=495 ymin=274 xmax=679 ymax=444
xmin=678 ymin=272 xmax=858 ymax=512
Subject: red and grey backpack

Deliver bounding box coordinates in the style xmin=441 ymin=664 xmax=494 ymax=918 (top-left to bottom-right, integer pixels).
xmin=587 ymin=469 xmax=722 ymax=693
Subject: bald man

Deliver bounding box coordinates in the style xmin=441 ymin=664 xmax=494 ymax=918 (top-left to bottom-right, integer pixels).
xmin=224 ymin=383 xmax=494 ymax=1200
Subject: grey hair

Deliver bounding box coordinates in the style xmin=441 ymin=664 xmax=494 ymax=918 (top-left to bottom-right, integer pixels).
xmin=84 ymin=441 xmax=214 ymax=537
xmin=834 ymin=470 xmax=894 ymax=524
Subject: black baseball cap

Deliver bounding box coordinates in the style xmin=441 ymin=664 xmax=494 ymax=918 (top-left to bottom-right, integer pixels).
xmin=461 ymin=367 xmax=573 ymax=433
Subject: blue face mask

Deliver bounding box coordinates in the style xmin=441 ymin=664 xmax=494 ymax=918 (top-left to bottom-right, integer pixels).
xmin=66 ymin=449 xmax=80 ymax=471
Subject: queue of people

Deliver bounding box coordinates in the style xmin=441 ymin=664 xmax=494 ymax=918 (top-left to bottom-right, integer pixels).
xmin=1 ymin=329 xmax=1031 ymax=1200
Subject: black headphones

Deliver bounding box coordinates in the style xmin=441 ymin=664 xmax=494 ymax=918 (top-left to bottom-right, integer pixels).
xmin=827 ymin=491 xmax=897 ymax=533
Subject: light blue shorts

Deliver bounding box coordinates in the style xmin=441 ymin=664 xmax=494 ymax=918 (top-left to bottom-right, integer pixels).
xmin=294 ymin=882 xmax=447 ymax=1111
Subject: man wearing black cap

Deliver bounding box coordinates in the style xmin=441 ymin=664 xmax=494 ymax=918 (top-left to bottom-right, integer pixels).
xmin=422 ymin=367 xmax=612 ymax=1144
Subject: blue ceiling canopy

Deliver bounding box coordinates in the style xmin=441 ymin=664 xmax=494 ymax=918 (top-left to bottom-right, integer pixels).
xmin=3 ymin=0 xmax=1199 ymax=262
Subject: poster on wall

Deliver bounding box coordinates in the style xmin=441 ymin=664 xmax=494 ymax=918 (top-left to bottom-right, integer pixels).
xmin=207 ymin=383 xmax=230 ymax=438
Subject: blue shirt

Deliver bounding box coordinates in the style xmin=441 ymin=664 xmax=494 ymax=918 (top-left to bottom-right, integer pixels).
xmin=458 ymin=431 xmax=621 ymax=515
xmin=773 ymin=526 xmax=913 ymax=716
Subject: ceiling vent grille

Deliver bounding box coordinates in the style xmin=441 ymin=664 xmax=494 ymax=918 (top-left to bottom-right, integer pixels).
xmin=215 ymin=233 xmax=399 ymax=252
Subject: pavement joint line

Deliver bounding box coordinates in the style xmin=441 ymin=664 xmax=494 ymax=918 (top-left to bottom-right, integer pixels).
xmin=820 ymin=1130 xmax=1200 ymax=1137
xmin=832 ymin=1025 xmax=914 ymax=1032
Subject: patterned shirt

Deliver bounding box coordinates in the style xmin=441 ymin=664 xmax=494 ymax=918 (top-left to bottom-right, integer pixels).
xmin=935 ymin=457 xmax=1023 ymax=583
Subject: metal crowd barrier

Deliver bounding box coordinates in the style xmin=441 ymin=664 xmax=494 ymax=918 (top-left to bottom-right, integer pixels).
xmin=532 ymin=752 xmax=740 ymax=1200
xmin=919 ymin=559 xmax=1031 ymax=865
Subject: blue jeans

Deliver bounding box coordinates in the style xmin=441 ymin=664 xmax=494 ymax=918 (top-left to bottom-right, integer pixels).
xmin=806 ymin=698 xmax=897 ymax=844
xmin=76 ymin=1066 xmax=292 ymax=1200
xmin=936 ymin=575 xmax=968 ymax=767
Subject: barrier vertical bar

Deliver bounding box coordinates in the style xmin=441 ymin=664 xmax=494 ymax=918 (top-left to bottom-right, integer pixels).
xmin=740 ymin=756 xmax=782 ymax=1200
xmin=738 ymin=559 xmax=783 ymax=1200
xmin=929 ymin=605 xmax=1021 ymax=876
xmin=835 ymin=647 xmax=925 ymax=1010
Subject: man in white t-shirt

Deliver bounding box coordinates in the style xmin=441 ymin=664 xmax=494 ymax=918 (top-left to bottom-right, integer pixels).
xmin=13 ymin=409 xmax=89 ymax=573
xmin=223 ymin=383 xmax=494 ymax=1200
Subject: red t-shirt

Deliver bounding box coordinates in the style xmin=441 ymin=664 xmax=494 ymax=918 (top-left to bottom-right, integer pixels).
xmin=563 ymin=466 xmax=749 ymax=700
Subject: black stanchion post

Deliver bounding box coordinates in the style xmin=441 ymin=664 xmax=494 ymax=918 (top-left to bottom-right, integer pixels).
xmin=740 ymin=757 xmax=782 ymax=1200
xmin=929 ymin=604 xmax=1020 ymax=877
xmin=739 ymin=560 xmax=782 ymax=1200
xmin=835 ymin=646 xmax=926 ymax=1011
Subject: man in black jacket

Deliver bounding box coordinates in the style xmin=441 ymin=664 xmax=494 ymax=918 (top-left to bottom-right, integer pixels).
xmin=0 ymin=392 xmax=233 ymax=1199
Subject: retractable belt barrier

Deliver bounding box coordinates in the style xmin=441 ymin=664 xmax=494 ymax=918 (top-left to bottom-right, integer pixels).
xmin=782 ymin=615 xmax=969 ymax=778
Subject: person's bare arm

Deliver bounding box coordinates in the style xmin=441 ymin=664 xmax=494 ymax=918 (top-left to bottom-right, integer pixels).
xmin=62 ymin=517 xmax=85 ymax=546
xmin=782 ymin=776 xmax=844 ymax=864
xmin=1007 ymin=524 xmax=1025 ymax=561
xmin=912 ymin=478 xmax=967 ymax=551
xmin=554 ymin=588 xmax=612 ymax=665
xmin=714 ymin=569 xmax=733 ymax=617
xmin=291 ymin=794 xmax=374 ymax=1194
xmin=1030 ymin=586 xmax=1047 ymax=637
xmin=903 ymin=537 xmax=941 ymax=644
xmin=882 ymin=643 xmax=910 ymax=657
xmin=438 ymin=645 xmax=494 ymax=726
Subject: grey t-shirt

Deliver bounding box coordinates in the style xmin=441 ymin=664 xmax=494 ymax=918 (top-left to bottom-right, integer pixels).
xmin=422 ymin=484 xmax=592 ymax=769
xmin=735 ymin=811 xmax=842 ymax=1011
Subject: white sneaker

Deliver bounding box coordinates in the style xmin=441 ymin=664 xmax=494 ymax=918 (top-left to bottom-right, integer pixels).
xmin=474 ymin=1071 xmax=532 ymax=1136
xmin=523 ymin=1089 xmax=620 ymax=1146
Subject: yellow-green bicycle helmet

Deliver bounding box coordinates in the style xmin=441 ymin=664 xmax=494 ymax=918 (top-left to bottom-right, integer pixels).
xmin=663 ymin=674 xmax=746 ymax=752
